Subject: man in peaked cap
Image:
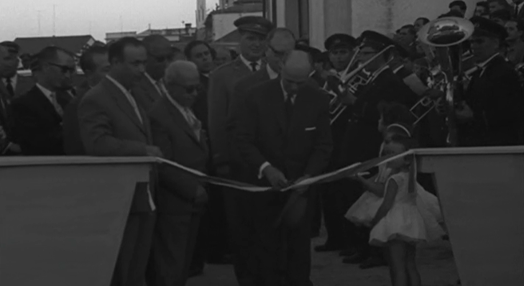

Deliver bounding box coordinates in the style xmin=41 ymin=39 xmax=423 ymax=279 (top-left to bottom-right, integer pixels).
xmin=313 ymin=33 xmax=358 ymax=254
xmin=334 ymin=30 xmax=417 ymax=269
xmin=206 ymin=15 xmax=273 ymax=285
xmin=456 ymin=17 xmax=524 ymax=146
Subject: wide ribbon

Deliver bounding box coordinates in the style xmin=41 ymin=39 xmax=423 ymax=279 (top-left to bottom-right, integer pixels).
xmin=156 ymin=150 xmax=413 ymax=192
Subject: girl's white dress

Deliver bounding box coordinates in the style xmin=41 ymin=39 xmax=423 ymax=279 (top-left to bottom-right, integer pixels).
xmin=369 ymin=172 xmax=427 ymax=246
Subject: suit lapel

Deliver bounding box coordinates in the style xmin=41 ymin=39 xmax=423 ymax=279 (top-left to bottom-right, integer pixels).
xmin=141 ymin=75 xmax=162 ymax=101
xmin=164 ymin=97 xmax=203 ymax=148
xmin=30 ymin=86 xmax=62 ymax=121
xmin=104 ymin=79 xmax=147 ymax=135
xmin=267 ymin=80 xmax=287 ymax=132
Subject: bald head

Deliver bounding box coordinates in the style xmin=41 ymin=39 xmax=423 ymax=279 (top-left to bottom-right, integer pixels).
xmin=281 ymin=50 xmax=313 ymax=82
xmin=164 ymin=60 xmax=199 ymax=85
xmin=143 ymin=35 xmax=173 ymax=80
xmin=266 ymin=28 xmax=296 ymax=72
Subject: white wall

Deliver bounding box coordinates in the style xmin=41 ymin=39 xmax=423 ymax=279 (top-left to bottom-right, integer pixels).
xmin=351 ymin=0 xmax=479 ymax=38
xmin=212 ymin=12 xmax=263 ymax=41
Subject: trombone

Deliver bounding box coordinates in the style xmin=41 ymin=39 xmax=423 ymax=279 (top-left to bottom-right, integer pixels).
xmin=412 ymin=16 xmax=474 ymax=146
xmin=325 ymin=44 xmax=396 ymax=125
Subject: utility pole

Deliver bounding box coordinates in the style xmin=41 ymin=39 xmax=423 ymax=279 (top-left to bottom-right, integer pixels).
xmin=37 ymin=10 xmax=42 ymax=35
xmin=53 ymin=4 xmax=56 ymax=36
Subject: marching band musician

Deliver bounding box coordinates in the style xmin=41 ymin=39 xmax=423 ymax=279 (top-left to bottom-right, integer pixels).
xmin=315 ymin=33 xmax=358 ymax=253
xmin=457 ymin=17 xmax=524 ymax=146
xmin=337 ymin=31 xmax=417 ymax=268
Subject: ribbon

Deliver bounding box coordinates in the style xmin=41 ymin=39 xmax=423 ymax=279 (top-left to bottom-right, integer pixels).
xmin=156 ymin=149 xmax=414 ymax=192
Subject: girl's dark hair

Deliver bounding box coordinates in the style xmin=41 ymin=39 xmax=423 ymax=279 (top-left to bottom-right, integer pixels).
xmin=184 ymin=40 xmax=214 ymax=60
xmin=378 ymin=100 xmax=415 ymax=128
xmin=390 ymin=134 xmax=419 ymax=150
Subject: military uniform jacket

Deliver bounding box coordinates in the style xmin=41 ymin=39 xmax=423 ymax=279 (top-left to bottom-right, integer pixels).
xmin=207 ymin=56 xmax=258 ymax=168
xmin=460 ymin=55 xmax=524 ymax=146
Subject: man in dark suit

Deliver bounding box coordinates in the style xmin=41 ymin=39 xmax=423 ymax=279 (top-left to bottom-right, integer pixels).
xmin=78 ymin=37 xmax=162 ymax=286
xmin=207 ymin=16 xmax=273 ymax=285
xmin=236 ymin=50 xmax=332 ymax=286
xmin=63 ymin=45 xmax=109 ymax=155
xmin=457 ymin=17 xmax=524 ymax=146
xmin=184 ymin=40 xmax=231 ymax=274
xmin=146 ymin=60 xmax=208 ymax=286
xmin=132 ymin=35 xmax=172 ymax=112
xmin=10 ymin=46 xmax=75 ymax=155
xmin=0 ymin=44 xmax=21 ymax=155
xmin=226 ymin=27 xmax=296 ymax=285
xmin=0 ymin=41 xmax=33 ymax=100
xmin=513 ymin=0 xmax=524 ymax=19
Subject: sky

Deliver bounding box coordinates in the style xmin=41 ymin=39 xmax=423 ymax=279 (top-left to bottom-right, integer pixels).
xmin=0 ymin=0 xmax=219 ymax=42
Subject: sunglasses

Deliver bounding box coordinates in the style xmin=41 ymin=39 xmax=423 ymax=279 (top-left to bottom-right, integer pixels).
xmin=469 ymin=38 xmax=487 ymax=45
xmin=149 ymin=53 xmax=174 ymax=63
xmin=48 ymin=62 xmax=76 ymax=74
xmin=268 ymin=44 xmax=288 ymax=57
xmin=180 ymin=84 xmax=200 ymax=94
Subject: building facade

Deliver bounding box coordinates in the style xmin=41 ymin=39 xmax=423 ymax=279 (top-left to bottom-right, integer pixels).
xmin=263 ymin=0 xmax=479 ymax=50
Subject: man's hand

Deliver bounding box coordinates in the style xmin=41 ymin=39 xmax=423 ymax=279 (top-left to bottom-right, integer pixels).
xmin=294 ymin=175 xmax=311 ymax=195
xmin=194 ymin=185 xmax=209 ymax=205
xmin=145 ymin=145 xmax=163 ymax=157
xmin=422 ymin=88 xmax=444 ymax=99
xmin=455 ymin=102 xmax=474 ymax=121
xmin=8 ymin=143 xmax=21 ymax=153
xmin=262 ymin=165 xmax=289 ymax=191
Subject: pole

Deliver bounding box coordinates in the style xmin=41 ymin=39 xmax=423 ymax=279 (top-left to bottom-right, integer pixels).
xmin=53 ymin=5 xmax=56 ymax=36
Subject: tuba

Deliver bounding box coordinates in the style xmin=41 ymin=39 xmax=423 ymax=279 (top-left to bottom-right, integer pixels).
xmin=413 ymin=16 xmax=474 ymax=146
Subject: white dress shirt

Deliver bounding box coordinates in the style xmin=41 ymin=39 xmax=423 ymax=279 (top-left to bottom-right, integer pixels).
xmin=36 ymin=83 xmax=63 ymax=116
xmin=2 ymin=74 xmax=18 ymax=90
xmin=166 ymin=92 xmax=201 ymax=141
xmin=267 ymin=65 xmax=279 ymax=80
xmin=240 ymin=54 xmax=262 ymax=71
xmin=106 ymin=75 xmax=143 ymax=124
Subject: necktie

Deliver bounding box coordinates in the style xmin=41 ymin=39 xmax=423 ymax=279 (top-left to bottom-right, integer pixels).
xmin=185 ymin=108 xmax=201 ymax=140
xmin=250 ymin=62 xmax=258 ymax=72
xmin=285 ymin=94 xmax=294 ymax=121
xmin=516 ymin=5 xmax=520 ymax=18
xmin=5 ymin=77 xmax=14 ymax=97
xmin=126 ymin=93 xmax=143 ymax=124
xmin=50 ymin=93 xmax=63 ymax=117
xmin=155 ymin=81 xmax=165 ymax=97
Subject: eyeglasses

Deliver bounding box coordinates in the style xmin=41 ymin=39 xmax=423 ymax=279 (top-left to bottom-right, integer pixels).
xmin=469 ymin=38 xmax=487 ymax=45
xmin=47 ymin=62 xmax=76 ymax=74
xmin=268 ymin=44 xmax=287 ymax=58
xmin=149 ymin=53 xmax=174 ymax=63
xmin=180 ymin=84 xmax=200 ymax=94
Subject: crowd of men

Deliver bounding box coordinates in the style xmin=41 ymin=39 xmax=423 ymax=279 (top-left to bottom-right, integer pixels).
xmin=0 ymin=1 xmax=523 ymax=286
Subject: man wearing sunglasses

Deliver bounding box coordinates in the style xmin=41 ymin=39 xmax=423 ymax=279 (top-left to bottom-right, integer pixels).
xmin=132 ymin=35 xmax=173 ymax=112
xmin=457 ymin=17 xmax=524 ymax=146
xmin=10 ymin=46 xmax=75 ymax=155
xmin=147 ymin=60 xmax=207 ymax=286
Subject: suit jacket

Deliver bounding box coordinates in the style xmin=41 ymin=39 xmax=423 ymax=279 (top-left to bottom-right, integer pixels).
xmin=78 ymin=77 xmax=154 ymax=213
xmin=236 ymin=79 xmax=333 ymax=184
xmin=0 ymin=74 xmax=34 ymax=101
xmin=62 ymin=81 xmax=92 ymax=155
xmin=192 ymin=73 xmax=210 ymax=132
xmin=459 ymin=55 xmax=524 ymax=146
xmin=132 ymin=73 xmax=163 ymax=112
xmin=227 ymin=67 xmax=271 ymax=169
xmin=10 ymin=85 xmax=71 ymax=155
xmin=208 ymin=57 xmax=258 ymax=168
xmin=149 ymin=96 xmax=209 ymax=214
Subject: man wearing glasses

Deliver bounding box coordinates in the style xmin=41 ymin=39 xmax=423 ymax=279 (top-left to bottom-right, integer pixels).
xmin=457 ymin=17 xmax=524 ymax=146
xmin=133 ymin=35 xmax=173 ymax=112
xmin=10 ymin=46 xmax=75 ymax=155
xmin=147 ymin=60 xmax=208 ymax=286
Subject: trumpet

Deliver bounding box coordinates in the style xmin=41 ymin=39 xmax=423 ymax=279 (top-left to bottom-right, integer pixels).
xmin=414 ymin=16 xmax=475 ymax=146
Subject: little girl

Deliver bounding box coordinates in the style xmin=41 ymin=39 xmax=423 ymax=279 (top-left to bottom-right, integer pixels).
xmin=370 ymin=136 xmax=425 ymax=286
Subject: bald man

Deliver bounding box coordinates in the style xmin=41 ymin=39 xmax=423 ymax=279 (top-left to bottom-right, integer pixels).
xmin=133 ymin=35 xmax=173 ymax=111
xmin=236 ymin=50 xmax=332 ymax=286
xmin=147 ymin=61 xmax=209 ymax=286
